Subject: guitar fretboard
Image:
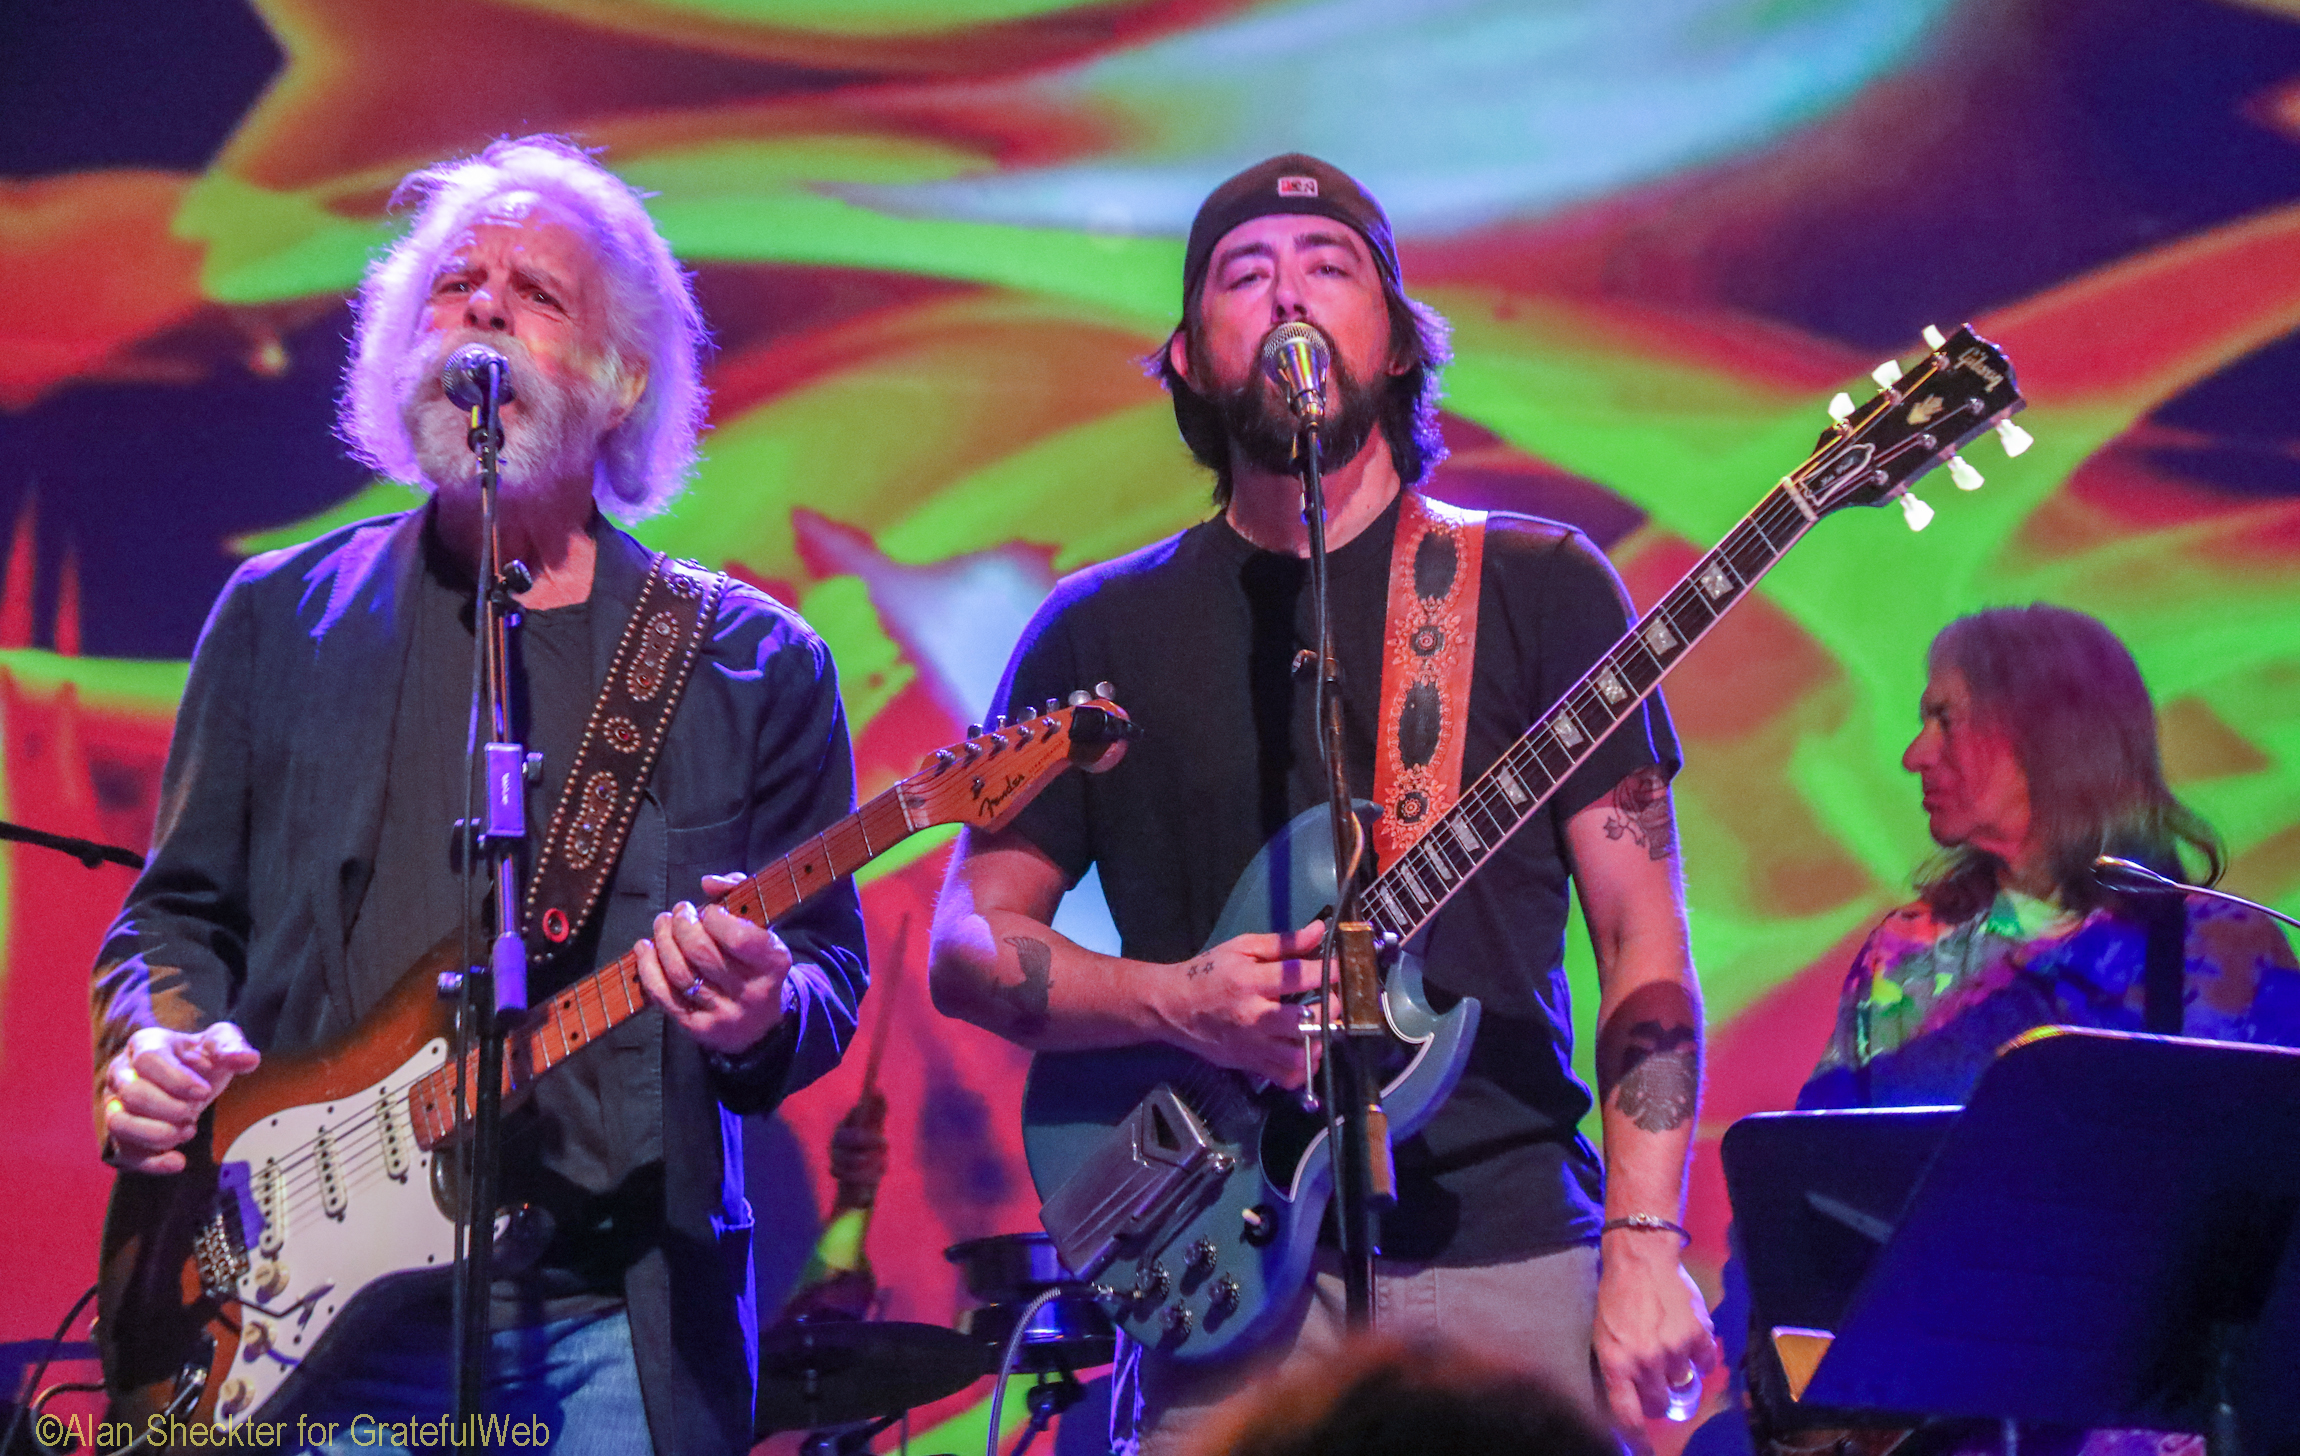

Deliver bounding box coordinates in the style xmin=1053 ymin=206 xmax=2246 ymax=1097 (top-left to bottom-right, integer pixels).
xmin=1362 ymin=481 xmax=1826 ymax=945
xmin=406 ymin=789 xmax=918 ymax=1147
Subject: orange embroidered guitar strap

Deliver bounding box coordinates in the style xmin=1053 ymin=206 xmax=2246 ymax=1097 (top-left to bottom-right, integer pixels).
xmin=1372 ymin=492 xmax=1487 ymax=867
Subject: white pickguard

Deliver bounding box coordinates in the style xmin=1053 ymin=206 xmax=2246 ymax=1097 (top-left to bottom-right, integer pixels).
xmin=211 ymin=1038 xmax=452 ymax=1429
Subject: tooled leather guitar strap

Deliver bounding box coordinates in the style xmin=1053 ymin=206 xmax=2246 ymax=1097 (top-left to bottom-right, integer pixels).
xmin=523 ymin=554 xmax=725 ymax=959
xmin=1371 ymin=492 xmax=1487 ymax=866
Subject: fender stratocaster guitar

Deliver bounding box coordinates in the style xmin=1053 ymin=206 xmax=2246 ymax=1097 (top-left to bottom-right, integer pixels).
xmin=1022 ymin=325 xmax=2027 ymax=1362
xmin=99 ymin=693 xmax=1133 ymax=1436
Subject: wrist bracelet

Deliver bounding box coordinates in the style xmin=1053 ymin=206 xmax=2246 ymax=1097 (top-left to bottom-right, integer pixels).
xmin=1600 ymin=1214 xmax=1691 ymax=1245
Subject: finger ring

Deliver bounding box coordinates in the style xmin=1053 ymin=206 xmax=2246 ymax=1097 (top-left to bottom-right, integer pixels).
xmin=1663 ymin=1368 xmax=1702 ymax=1422
xmin=681 ymin=977 xmax=711 ymax=1005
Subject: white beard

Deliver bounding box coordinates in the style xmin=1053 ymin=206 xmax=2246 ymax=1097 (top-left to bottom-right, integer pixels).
xmin=398 ymin=335 xmax=618 ymax=503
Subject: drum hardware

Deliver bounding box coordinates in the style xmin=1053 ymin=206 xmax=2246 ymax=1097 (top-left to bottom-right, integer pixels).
xmin=753 ymin=1314 xmax=991 ymax=1441
xmin=946 ymin=1233 xmax=1116 ymax=1456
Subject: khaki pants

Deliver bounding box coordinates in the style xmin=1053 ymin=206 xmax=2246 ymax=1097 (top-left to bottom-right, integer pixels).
xmin=1116 ymin=1242 xmax=1604 ymax=1455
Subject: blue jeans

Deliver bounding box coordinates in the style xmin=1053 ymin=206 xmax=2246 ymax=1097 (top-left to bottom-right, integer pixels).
xmin=280 ymin=1306 xmax=650 ymax=1455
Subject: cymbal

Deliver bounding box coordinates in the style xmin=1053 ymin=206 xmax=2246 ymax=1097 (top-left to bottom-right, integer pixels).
xmin=754 ymin=1317 xmax=992 ymax=1435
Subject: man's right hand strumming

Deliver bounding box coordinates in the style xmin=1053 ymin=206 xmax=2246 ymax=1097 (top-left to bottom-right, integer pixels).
xmin=1144 ymin=922 xmax=1329 ymax=1088
xmin=930 ymin=827 xmax=1334 ymax=1089
xmin=101 ymin=1023 xmax=261 ymax=1175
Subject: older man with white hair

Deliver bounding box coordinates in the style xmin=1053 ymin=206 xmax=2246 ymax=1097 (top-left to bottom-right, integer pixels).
xmin=89 ymin=137 xmax=866 ymax=1455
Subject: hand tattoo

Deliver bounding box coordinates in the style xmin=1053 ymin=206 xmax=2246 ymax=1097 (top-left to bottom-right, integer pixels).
xmin=1184 ymin=957 xmax=1213 ymax=979
xmin=997 ymin=936 xmax=1054 ymax=1036
xmin=1599 ymin=765 xmax=1676 ymax=862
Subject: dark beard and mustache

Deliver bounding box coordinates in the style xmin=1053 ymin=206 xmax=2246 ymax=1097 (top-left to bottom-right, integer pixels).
xmin=1193 ymin=330 xmax=1385 ymax=478
xmin=397 ymin=334 xmax=620 ymax=500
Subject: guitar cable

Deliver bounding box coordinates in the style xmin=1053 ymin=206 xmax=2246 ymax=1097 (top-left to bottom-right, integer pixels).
xmin=2 ymin=1280 xmax=95 ymax=1456
xmin=981 ymin=1286 xmax=1063 ymax=1456
xmin=92 ymin=1378 xmax=201 ymax=1456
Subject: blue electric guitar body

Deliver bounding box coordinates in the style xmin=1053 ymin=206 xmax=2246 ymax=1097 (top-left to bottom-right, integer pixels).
xmin=1021 ymin=802 xmax=1478 ymax=1362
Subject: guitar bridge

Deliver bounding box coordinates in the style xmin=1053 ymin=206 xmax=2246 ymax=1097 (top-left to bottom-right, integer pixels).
xmin=1038 ymin=1085 xmax=1230 ymax=1280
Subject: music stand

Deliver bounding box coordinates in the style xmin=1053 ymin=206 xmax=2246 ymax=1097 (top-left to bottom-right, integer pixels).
xmin=1724 ymin=1028 xmax=2300 ymax=1456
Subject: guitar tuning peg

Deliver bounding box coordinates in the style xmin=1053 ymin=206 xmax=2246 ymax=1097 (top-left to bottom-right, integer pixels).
xmin=1871 ymin=358 xmax=1904 ymax=389
xmin=1899 ymin=492 xmax=1936 ymax=532
xmin=1994 ymin=418 xmax=2034 ymax=457
xmin=994 ymin=714 xmax=1009 ymax=730
xmin=1046 ymin=697 xmax=1061 ymax=714
xmin=1827 ymin=392 xmax=1856 ymax=423
xmin=1947 ymin=454 xmax=1985 ymax=491
xmin=1093 ymin=680 xmax=1115 ymax=699
xmin=1067 ymin=689 xmax=1090 ymax=707
xmin=966 ymin=723 xmax=983 ymax=738
xmin=1922 ymin=324 xmax=1948 ymax=351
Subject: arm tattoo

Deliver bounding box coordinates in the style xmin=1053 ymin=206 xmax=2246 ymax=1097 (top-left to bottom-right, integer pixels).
xmin=1610 ymin=1020 xmax=1699 ymax=1133
xmin=997 ymin=936 xmax=1054 ymax=1036
xmin=1599 ymin=764 xmax=1676 ymax=862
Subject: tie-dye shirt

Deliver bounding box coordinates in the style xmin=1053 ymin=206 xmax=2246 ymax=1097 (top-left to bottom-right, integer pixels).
xmin=1800 ymin=889 xmax=2300 ymax=1110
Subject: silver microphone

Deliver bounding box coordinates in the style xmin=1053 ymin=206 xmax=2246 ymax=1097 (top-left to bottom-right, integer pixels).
xmin=441 ymin=343 xmax=517 ymax=409
xmin=1259 ymin=321 xmax=1332 ymax=427
xmin=2092 ymin=854 xmax=2300 ymax=932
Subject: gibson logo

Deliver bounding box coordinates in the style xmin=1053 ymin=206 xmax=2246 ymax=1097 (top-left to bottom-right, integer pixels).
xmin=1905 ymin=396 xmax=1945 ymax=426
xmin=1954 ymin=348 xmax=2004 ymax=391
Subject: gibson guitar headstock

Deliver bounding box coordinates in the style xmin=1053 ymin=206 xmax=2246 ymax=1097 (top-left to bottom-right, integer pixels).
xmin=1796 ymin=323 xmax=2029 ymax=531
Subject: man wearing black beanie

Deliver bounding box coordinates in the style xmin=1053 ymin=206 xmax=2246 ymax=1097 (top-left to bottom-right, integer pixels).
xmin=931 ymin=153 xmax=1717 ymax=1453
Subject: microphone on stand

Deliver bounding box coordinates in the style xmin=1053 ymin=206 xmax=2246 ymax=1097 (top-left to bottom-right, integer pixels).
xmin=2091 ymin=855 xmax=2300 ymax=932
xmin=442 ymin=343 xmax=517 ymax=409
xmin=1260 ymin=320 xmax=1332 ymax=427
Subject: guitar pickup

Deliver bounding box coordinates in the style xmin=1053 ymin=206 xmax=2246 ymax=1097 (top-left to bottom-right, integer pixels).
xmin=1038 ymin=1086 xmax=1225 ymax=1281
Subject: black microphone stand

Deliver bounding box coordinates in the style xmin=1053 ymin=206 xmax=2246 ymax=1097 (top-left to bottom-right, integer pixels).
xmin=449 ymin=357 xmax=535 ymax=1438
xmin=0 ymin=819 xmax=141 ymax=869
xmin=1286 ymin=361 xmax=1394 ymax=1332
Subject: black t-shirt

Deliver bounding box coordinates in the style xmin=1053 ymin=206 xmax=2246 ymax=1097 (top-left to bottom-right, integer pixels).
xmin=996 ymin=490 xmax=1679 ymax=1263
xmin=345 ymin=521 xmax=651 ymax=1315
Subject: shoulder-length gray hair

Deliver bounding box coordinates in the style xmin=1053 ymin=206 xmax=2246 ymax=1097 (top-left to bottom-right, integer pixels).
xmin=338 ymin=135 xmax=708 ymax=521
xmin=1915 ymin=602 xmax=2224 ymax=922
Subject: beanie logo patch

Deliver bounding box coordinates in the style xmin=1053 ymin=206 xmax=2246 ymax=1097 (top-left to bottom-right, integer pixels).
xmin=1276 ymin=176 xmax=1319 ymax=197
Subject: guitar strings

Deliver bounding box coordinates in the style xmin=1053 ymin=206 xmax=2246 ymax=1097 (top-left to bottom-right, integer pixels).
xmin=1357 ymin=337 xmax=1988 ymax=933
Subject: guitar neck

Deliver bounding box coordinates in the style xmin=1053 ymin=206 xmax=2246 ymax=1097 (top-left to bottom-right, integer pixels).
xmin=409 ymin=786 xmax=918 ymax=1147
xmin=1364 ymin=482 xmax=1823 ymax=944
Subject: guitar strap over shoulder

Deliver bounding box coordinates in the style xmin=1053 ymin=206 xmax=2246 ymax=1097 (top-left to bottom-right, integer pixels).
xmin=1371 ymin=491 xmax=1487 ymax=867
xmin=523 ymin=554 xmax=726 ymax=959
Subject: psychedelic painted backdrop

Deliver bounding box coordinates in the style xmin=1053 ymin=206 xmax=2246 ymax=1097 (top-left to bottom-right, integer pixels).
xmin=6 ymin=0 xmax=2300 ymax=1447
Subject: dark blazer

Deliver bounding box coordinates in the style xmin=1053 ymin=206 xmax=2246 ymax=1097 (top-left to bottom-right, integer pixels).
xmin=93 ymin=505 xmax=869 ymax=1455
